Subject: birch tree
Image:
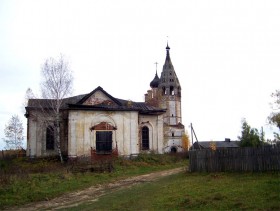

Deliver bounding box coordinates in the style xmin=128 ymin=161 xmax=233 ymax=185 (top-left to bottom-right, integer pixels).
xmin=40 ymin=54 xmax=73 ymax=163
xmin=3 ymin=115 xmax=24 ymax=149
xmin=268 ymin=89 xmax=280 ymax=143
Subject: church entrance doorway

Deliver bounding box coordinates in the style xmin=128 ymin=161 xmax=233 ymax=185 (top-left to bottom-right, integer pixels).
xmin=171 ymin=146 xmax=177 ymax=153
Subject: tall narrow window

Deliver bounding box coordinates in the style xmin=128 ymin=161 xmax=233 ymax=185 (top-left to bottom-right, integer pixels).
xmin=96 ymin=131 xmax=112 ymax=154
xmin=170 ymin=86 xmax=174 ymax=95
xmin=142 ymin=126 xmax=149 ymax=150
xmin=162 ymin=87 xmax=166 ymax=95
xmin=46 ymin=126 xmax=55 ymax=150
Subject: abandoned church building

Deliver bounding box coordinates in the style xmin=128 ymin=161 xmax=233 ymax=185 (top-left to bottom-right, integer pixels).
xmin=25 ymin=44 xmax=185 ymax=158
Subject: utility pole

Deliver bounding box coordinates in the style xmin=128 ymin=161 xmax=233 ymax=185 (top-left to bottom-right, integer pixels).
xmin=191 ymin=123 xmax=201 ymax=149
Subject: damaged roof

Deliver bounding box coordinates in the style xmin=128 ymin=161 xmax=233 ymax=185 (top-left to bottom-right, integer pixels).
xmin=26 ymin=86 xmax=165 ymax=115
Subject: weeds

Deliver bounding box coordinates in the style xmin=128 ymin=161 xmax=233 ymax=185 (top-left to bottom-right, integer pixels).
xmin=132 ymin=152 xmax=188 ymax=165
xmin=0 ymin=153 xmax=187 ymax=209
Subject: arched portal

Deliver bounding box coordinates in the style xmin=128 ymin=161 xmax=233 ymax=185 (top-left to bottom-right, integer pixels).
xmin=171 ymin=146 xmax=177 ymax=153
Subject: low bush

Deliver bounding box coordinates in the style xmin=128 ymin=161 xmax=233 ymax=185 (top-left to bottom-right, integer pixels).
xmin=132 ymin=151 xmax=188 ymax=165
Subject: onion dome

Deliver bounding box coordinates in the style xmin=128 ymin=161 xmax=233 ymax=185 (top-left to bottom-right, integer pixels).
xmin=150 ymin=72 xmax=160 ymax=88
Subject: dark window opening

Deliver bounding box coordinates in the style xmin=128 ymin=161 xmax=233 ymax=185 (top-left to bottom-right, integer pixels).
xmin=96 ymin=131 xmax=112 ymax=154
xmin=172 ymin=132 xmax=174 ymax=137
xmin=162 ymin=87 xmax=166 ymax=95
xmin=170 ymin=86 xmax=174 ymax=95
xmin=46 ymin=126 xmax=55 ymax=150
xmin=142 ymin=126 xmax=149 ymax=150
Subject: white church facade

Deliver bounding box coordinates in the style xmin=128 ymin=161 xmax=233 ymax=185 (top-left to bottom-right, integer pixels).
xmin=25 ymin=44 xmax=185 ymax=158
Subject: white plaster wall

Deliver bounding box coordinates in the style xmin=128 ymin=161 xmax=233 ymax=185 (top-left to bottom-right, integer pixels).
xmin=35 ymin=121 xmax=44 ymax=156
xmin=68 ymin=111 xmax=77 ymax=157
xmin=129 ymin=112 xmax=139 ymax=154
xmin=169 ymin=101 xmax=176 ymax=125
xmin=122 ymin=112 xmax=130 ymax=155
xmin=156 ymin=115 xmax=164 ymax=153
xmin=163 ymin=127 xmax=185 ymax=153
xmin=68 ymin=110 xmax=139 ymax=157
xmin=27 ymin=110 xmax=61 ymax=157
xmin=139 ymin=114 xmax=164 ymax=154
xmin=167 ymin=138 xmax=183 ymax=152
xmin=176 ymin=98 xmax=182 ymax=123
xmin=27 ymin=118 xmax=37 ymax=157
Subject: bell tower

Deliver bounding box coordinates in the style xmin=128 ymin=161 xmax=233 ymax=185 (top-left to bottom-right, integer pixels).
xmin=145 ymin=43 xmax=185 ymax=153
xmin=158 ymin=43 xmax=182 ymax=126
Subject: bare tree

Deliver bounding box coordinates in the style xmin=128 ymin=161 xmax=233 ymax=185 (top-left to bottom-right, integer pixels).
xmin=3 ymin=115 xmax=24 ymax=150
xmin=22 ymin=88 xmax=36 ymax=113
xmin=268 ymin=89 xmax=280 ymax=143
xmin=40 ymin=54 xmax=73 ymax=163
xmin=25 ymin=88 xmax=35 ymax=103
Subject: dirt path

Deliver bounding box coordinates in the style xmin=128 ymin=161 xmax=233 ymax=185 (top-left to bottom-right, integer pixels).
xmin=11 ymin=167 xmax=185 ymax=211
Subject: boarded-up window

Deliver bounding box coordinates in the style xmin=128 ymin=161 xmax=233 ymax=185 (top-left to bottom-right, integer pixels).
xmin=96 ymin=131 xmax=112 ymax=153
xmin=142 ymin=126 xmax=149 ymax=150
xmin=46 ymin=126 xmax=55 ymax=150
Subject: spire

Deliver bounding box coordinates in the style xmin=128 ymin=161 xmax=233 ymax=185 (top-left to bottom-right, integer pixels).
xmin=159 ymin=42 xmax=180 ymax=89
xmin=164 ymin=42 xmax=173 ymax=68
xmin=166 ymin=36 xmax=170 ymax=50
xmin=166 ymin=42 xmax=170 ymax=50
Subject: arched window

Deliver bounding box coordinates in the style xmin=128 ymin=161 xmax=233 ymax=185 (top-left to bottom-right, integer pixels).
xmin=46 ymin=125 xmax=55 ymax=150
xmin=142 ymin=126 xmax=149 ymax=150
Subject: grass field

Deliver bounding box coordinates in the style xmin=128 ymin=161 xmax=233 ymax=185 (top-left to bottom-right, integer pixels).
xmin=0 ymin=153 xmax=186 ymax=209
xmin=68 ymin=171 xmax=280 ymax=211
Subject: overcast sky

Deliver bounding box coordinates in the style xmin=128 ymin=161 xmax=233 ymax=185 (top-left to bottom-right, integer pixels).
xmin=0 ymin=0 xmax=279 ymax=149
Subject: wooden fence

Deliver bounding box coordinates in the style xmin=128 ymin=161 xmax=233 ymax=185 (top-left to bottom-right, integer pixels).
xmin=189 ymin=146 xmax=280 ymax=172
xmin=0 ymin=149 xmax=26 ymax=159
